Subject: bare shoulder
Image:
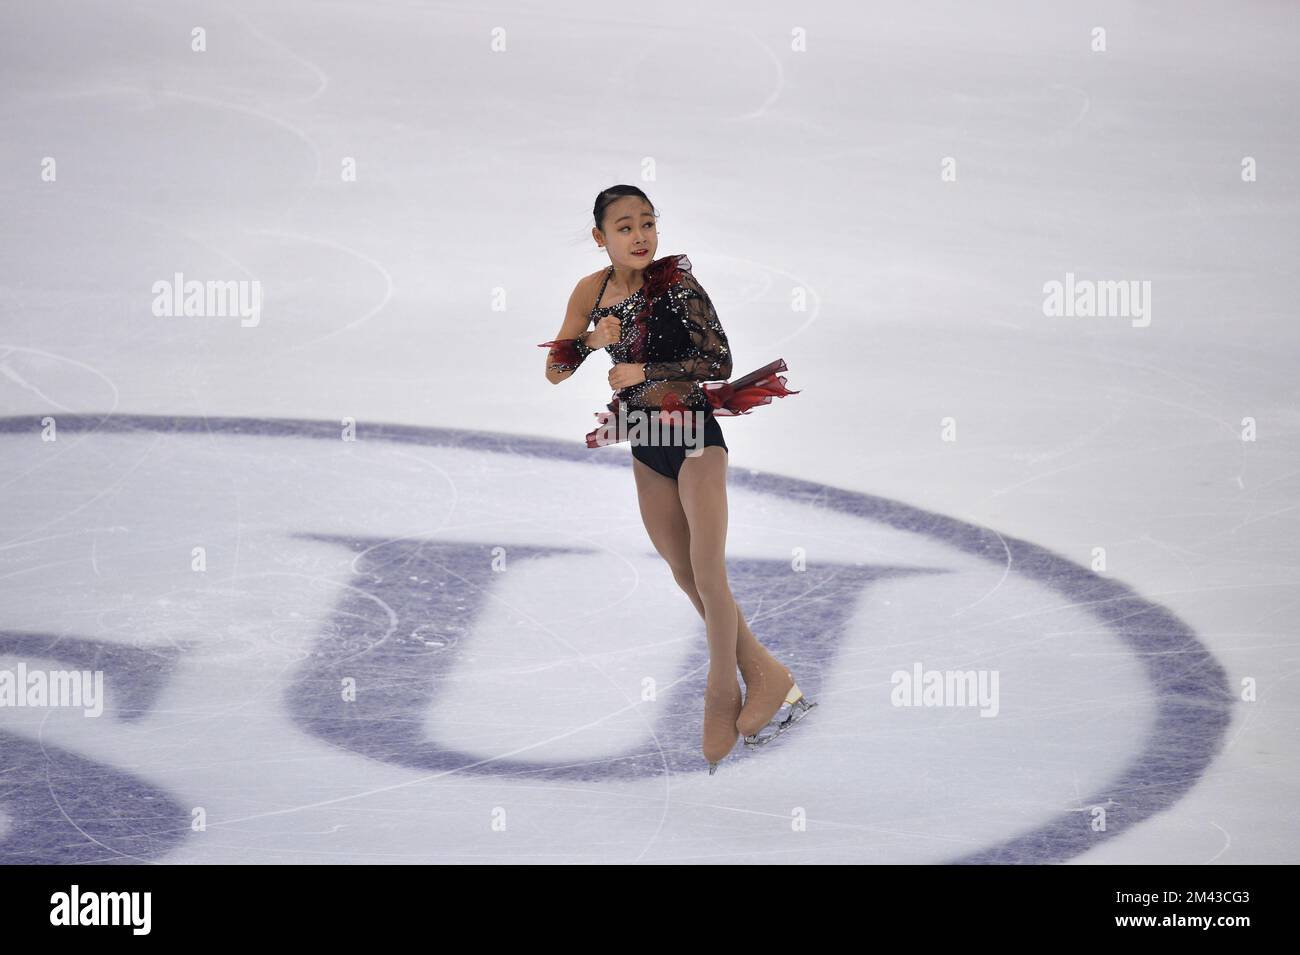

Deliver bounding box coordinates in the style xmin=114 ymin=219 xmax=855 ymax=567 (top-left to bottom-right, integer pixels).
xmin=557 ymin=269 xmax=606 ymax=334
xmin=568 ymin=268 xmax=606 ymax=304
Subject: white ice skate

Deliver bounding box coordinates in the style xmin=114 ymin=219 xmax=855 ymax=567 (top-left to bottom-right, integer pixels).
xmin=742 ymin=684 xmax=817 ymax=747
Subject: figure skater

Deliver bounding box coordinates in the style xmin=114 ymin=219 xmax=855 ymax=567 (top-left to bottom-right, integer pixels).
xmin=539 ymin=185 xmax=813 ymax=773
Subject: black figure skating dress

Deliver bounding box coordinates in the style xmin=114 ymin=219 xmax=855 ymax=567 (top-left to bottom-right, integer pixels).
xmin=539 ymin=253 xmax=798 ymax=480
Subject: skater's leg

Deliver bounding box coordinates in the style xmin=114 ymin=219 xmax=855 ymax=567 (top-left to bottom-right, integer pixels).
xmin=676 ymin=446 xmax=742 ymax=769
xmin=633 ymin=455 xmax=775 ymax=673
xmin=632 ymin=454 xmax=740 ymax=769
xmin=676 ymin=451 xmax=799 ymax=739
xmin=637 ymin=450 xmax=808 ymax=745
xmin=671 ymin=583 xmax=791 ymax=735
xmin=631 ymin=456 xmax=698 ymax=599
xmin=675 ymin=448 xmax=737 ymax=676
xmin=670 ymin=576 xmax=771 ymax=671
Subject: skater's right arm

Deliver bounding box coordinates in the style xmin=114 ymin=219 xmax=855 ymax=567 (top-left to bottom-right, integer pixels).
xmin=540 ymin=278 xmax=599 ymax=384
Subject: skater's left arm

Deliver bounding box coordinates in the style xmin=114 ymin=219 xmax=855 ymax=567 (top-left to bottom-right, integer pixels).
xmin=640 ymin=272 xmax=733 ymax=383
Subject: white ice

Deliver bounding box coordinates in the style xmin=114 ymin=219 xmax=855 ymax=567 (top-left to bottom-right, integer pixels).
xmin=0 ymin=0 xmax=1296 ymax=864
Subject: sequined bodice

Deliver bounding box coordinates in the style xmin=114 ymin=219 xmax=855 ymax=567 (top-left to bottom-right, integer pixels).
xmin=589 ymin=271 xmax=646 ymax=367
xmin=589 ymin=281 xmax=644 ymax=323
xmin=540 ymin=253 xmax=796 ymax=448
xmin=587 ymin=259 xmax=732 ymax=412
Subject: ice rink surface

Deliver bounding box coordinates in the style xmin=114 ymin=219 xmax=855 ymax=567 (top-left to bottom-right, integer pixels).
xmin=0 ymin=0 xmax=1297 ymax=863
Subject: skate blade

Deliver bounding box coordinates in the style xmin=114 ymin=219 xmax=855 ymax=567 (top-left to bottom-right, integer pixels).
xmin=742 ymin=692 xmax=817 ymax=748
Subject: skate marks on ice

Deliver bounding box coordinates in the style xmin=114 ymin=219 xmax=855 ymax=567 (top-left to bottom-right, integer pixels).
xmin=0 ymin=632 xmax=190 ymax=864
xmin=284 ymin=536 xmax=919 ymax=780
xmin=0 ymin=414 xmax=1232 ymax=864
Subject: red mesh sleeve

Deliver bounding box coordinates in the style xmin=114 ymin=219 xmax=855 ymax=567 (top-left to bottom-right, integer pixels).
xmin=538 ymin=334 xmax=594 ymax=373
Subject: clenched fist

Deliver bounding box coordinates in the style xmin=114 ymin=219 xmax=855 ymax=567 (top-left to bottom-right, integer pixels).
xmin=585 ymin=315 xmax=622 ymax=350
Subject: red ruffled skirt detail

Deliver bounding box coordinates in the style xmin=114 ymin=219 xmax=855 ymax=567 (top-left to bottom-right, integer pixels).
xmin=584 ymin=358 xmax=799 ymax=448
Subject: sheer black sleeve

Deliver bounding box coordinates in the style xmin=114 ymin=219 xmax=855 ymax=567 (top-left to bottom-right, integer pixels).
xmin=641 ymin=272 xmax=733 ymax=383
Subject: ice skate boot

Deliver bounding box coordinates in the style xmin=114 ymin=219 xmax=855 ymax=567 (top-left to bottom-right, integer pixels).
xmin=737 ymin=644 xmax=817 ymax=746
xmin=702 ymin=676 xmax=743 ymax=775
xmin=742 ymin=683 xmax=817 ymax=747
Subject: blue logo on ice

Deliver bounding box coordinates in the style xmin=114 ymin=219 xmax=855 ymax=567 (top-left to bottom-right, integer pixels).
xmin=0 ymin=414 xmax=1233 ymax=864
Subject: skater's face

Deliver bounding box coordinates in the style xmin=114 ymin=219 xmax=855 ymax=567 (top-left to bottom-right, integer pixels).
xmin=595 ymin=197 xmax=658 ymax=269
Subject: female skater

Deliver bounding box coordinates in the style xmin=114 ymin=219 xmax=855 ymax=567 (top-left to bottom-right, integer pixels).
xmin=539 ymin=185 xmax=813 ymax=773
